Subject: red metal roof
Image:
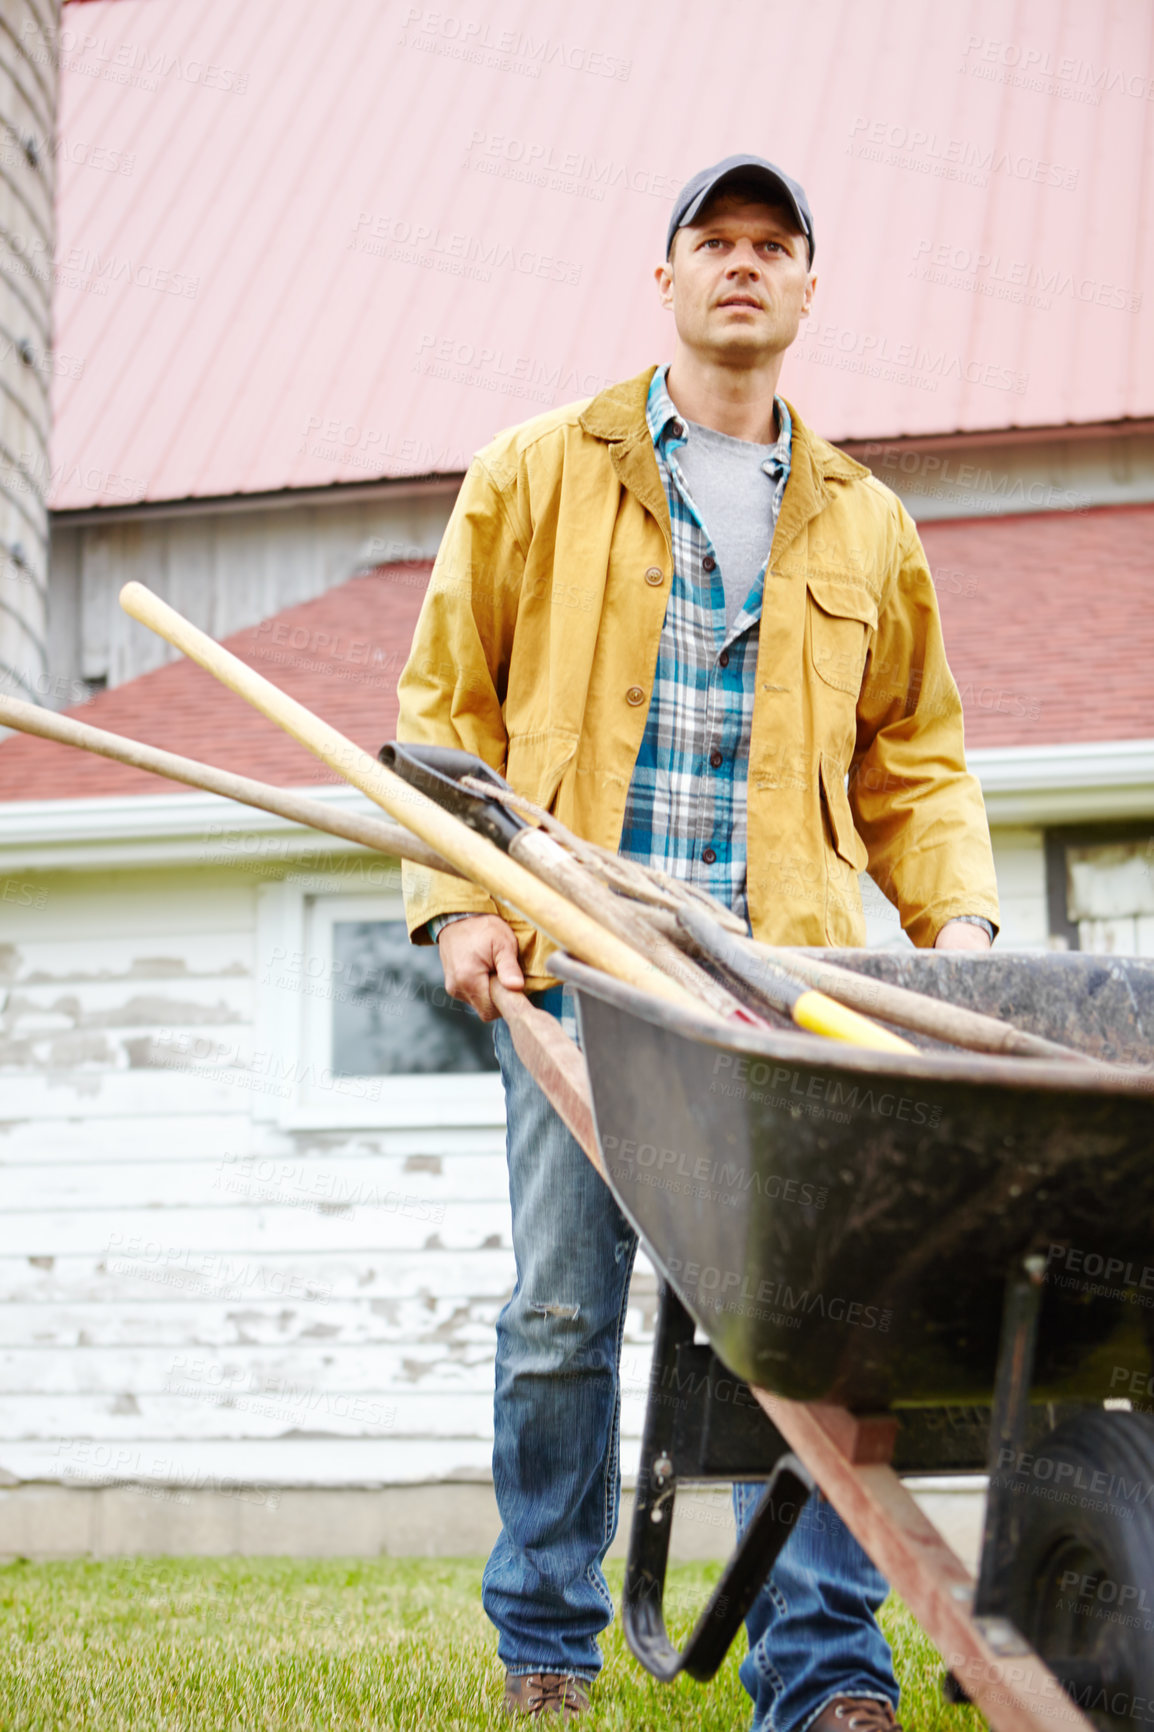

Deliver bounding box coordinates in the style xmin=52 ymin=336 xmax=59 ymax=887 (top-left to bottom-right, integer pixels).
xmin=50 ymin=0 xmax=1154 ymax=510
xmin=1 ymin=504 xmax=1151 ymax=803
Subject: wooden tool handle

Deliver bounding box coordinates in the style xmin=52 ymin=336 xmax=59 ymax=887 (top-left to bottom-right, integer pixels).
xmin=741 ymin=937 xmax=1097 ymax=1065
xmin=511 ymin=828 xmax=752 ymax=1023
xmin=117 ymin=583 xmax=702 ymax=1014
xmin=678 ymin=904 xmax=915 ymax=1053
xmin=0 ymin=693 xmax=461 ymax=876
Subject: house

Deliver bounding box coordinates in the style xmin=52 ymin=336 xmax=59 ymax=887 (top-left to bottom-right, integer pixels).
xmin=1 ymin=0 xmax=1152 ymax=1555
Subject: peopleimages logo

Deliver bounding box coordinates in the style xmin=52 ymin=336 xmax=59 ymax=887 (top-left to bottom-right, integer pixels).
xmin=846 ymin=117 xmax=1079 ymax=191
xmin=398 ymin=8 xmax=631 ymax=80
xmin=1047 ymin=1242 xmax=1154 ymax=1306
xmin=912 ymin=239 xmax=1141 ymax=315
xmin=600 ymin=1134 xmax=829 ymax=1209
xmin=795 ymin=321 xmax=1028 ymax=396
xmin=349 ymin=210 xmax=582 ymax=286
xmin=665 ymin=1257 xmax=894 ymax=1334
xmin=960 ymin=35 xmax=1154 ymax=103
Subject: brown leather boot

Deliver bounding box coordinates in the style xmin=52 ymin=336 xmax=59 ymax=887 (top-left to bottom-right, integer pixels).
xmin=502 ymin=1671 xmax=591 ymax=1718
xmin=807 ymin=1698 xmax=903 ymax=1732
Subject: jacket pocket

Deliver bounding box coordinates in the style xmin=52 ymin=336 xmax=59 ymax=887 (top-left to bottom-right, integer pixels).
xmin=819 ymin=753 xmax=869 ymax=871
xmin=504 ymin=730 xmax=578 ymax=813
xmin=806 ymin=576 xmax=878 ymax=695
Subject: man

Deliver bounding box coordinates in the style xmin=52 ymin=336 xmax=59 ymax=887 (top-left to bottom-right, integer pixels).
xmin=397 ymin=154 xmax=999 ymax=1729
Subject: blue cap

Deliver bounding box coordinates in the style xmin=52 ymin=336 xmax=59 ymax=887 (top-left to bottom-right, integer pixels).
xmin=666 ymin=154 xmax=814 ymax=264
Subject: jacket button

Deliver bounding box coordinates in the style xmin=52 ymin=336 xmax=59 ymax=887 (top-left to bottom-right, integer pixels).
xmin=644 ymin=566 xmax=664 ymax=585
xmin=702 ymin=847 xmax=717 ymax=865
xmin=626 ymin=686 xmax=645 ymax=706
xmin=702 ymin=554 xmax=716 ymax=573
xmin=718 ymin=649 xmax=730 ymax=668
xmin=709 ymin=749 xmax=723 ymax=768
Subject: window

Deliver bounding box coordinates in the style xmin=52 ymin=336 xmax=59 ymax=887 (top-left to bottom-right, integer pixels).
xmin=1044 ymin=826 xmax=1154 ymax=956
xmin=329 ymin=917 xmax=498 ymax=1076
xmin=256 ymin=881 xmax=505 ymax=1128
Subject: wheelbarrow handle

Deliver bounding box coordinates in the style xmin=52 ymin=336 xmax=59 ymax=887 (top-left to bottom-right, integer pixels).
xmin=490 ymin=980 xmax=606 ymax=1180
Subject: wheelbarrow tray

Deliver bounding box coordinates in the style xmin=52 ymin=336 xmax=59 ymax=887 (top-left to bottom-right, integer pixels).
xmin=558 ymin=951 xmax=1154 ymax=1411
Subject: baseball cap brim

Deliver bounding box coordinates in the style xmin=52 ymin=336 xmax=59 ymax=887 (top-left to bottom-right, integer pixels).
xmin=667 ymin=156 xmax=814 ymax=263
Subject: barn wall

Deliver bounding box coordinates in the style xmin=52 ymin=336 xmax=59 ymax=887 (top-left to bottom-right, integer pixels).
xmin=45 ymin=485 xmax=456 ymax=702
xmin=0 ymin=862 xmax=669 ymax=1503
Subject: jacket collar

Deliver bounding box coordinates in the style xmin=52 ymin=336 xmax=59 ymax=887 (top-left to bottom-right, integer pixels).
xmin=579 ymin=367 xmax=670 ymax=543
xmin=579 ymin=368 xmax=870 ymax=559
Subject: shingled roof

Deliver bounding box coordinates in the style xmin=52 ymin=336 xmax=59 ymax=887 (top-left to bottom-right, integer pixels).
xmin=1 ymin=501 xmax=1151 ymax=804
xmin=0 ymin=564 xmax=429 ymax=801
xmin=929 ymin=502 xmax=1154 ymax=749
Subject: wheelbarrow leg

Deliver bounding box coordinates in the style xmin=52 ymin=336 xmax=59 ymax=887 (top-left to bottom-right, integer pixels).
xmin=974 ymin=1255 xmax=1048 ymax=1622
xmin=624 ymin=1282 xmax=814 ymax=1681
xmin=752 ymin=1391 xmax=1096 ymax=1732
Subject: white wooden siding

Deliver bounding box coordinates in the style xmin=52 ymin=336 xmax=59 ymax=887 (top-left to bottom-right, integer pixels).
xmin=0 ymin=864 xmax=671 ymax=1491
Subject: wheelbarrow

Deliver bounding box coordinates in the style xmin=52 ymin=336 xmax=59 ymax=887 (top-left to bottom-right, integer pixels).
xmin=498 ymin=949 xmax=1154 ymax=1732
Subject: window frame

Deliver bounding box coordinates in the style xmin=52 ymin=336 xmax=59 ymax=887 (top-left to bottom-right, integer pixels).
xmin=1043 ymin=822 xmax=1154 ymax=952
xmin=255 ymin=876 xmax=505 ymax=1130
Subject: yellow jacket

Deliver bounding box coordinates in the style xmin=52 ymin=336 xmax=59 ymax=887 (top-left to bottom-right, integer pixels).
xmin=397 ymin=366 xmax=999 ymax=988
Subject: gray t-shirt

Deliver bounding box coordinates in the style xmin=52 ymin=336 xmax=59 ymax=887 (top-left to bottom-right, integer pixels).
xmin=675 ymin=417 xmax=783 ymax=633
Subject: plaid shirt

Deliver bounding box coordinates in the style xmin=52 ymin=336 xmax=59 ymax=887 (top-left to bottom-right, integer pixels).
xmin=617 ymin=364 xmax=792 ymax=927
xmin=431 ymin=368 xmax=792 ymax=1008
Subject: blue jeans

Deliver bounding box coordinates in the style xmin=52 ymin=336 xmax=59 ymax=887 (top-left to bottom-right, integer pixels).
xmin=483 ymin=998 xmax=899 ymax=1729
xmin=733 ymin=1483 xmax=898 ymax=1731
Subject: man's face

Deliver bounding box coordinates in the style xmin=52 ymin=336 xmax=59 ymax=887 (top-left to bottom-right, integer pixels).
xmin=655 ymin=194 xmax=817 ymax=366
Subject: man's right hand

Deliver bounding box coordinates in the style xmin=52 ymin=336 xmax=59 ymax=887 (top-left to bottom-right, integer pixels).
xmin=436 ymin=914 xmax=525 ymax=1022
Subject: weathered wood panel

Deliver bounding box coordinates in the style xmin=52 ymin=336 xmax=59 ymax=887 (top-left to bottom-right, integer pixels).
xmin=0 ymin=1116 xmax=505 ymax=1163
xmin=0 ymin=0 xmax=57 ymax=706
xmin=0 ymin=1114 xmax=256 ymax=1162
xmin=0 ymin=860 xmax=649 ymax=1506
xmin=0 ymin=1293 xmax=660 ymax=1351
xmin=3 ymin=1389 xmax=652 ymax=1444
xmin=3 ymin=1149 xmax=510 ymax=1208
xmin=1 ymin=1343 xmax=502 ymax=1395
xmin=5 ymin=1202 xmax=514 ymax=1257
xmin=0 ymin=1072 xmax=505 ymax=1121
xmin=4 ymin=929 xmax=254 ymax=981
xmin=0 ymin=1250 xmax=659 ymax=1307
xmin=2 ymin=1436 xmax=496 ymax=1486
xmin=50 ymin=488 xmax=454 ymax=699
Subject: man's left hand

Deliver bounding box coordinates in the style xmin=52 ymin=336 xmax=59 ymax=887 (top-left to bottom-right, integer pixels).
xmin=934 ymin=920 xmax=993 ymax=951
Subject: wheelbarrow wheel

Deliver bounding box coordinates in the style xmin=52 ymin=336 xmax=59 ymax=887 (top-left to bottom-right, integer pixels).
xmin=1004 ymin=1409 xmax=1154 ymax=1725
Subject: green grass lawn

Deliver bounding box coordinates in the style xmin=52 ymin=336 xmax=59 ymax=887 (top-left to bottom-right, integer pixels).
xmin=0 ymin=1556 xmax=986 ymax=1731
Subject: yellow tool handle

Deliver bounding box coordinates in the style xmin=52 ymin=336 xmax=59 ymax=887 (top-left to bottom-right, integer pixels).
xmin=792 ymin=989 xmax=916 ymax=1054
